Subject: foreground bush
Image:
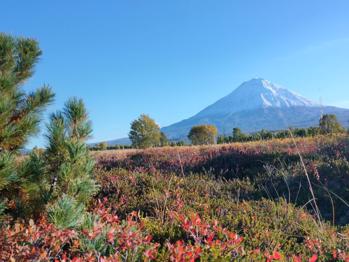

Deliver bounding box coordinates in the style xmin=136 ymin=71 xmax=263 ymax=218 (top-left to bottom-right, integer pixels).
xmin=95 ymin=169 xmax=349 ymax=261
xmin=0 ymin=199 xmax=158 ymax=261
xmin=1 ymin=197 xmax=348 ymax=261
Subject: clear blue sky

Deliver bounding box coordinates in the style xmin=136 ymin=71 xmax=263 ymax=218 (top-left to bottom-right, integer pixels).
xmin=2 ymin=0 xmax=349 ymax=147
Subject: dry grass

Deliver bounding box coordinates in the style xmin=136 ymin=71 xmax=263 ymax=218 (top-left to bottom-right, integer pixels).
xmin=92 ymin=134 xmax=344 ymax=161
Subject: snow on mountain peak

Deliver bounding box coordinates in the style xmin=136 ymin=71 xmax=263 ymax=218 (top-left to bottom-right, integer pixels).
xmin=196 ymin=78 xmax=318 ymax=117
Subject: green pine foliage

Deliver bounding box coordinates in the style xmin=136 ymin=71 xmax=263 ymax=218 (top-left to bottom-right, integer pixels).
xmin=45 ymin=98 xmax=97 ymax=204
xmin=0 ymin=33 xmax=54 ymax=151
xmin=48 ymin=194 xmax=85 ymax=229
xmin=44 ymin=98 xmax=98 ymax=227
xmin=19 ymin=98 xmax=98 ymax=223
xmin=17 ymin=151 xmax=49 ymax=218
xmin=0 ymin=34 xmax=98 ymax=222
xmin=0 ymin=152 xmax=17 ymax=220
xmin=0 ymin=34 xmax=97 ymax=224
xmin=0 ymin=33 xmax=54 ymax=219
xmin=0 ymin=151 xmax=16 ymax=190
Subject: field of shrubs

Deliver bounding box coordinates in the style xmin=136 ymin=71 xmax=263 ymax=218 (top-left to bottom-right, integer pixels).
xmin=2 ymin=135 xmax=348 ymax=261
xmin=94 ymin=136 xmax=330 ymax=175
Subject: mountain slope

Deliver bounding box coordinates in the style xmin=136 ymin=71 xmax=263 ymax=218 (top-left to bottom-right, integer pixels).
xmin=196 ymin=79 xmax=317 ymax=117
xmin=162 ymin=79 xmax=349 ymax=139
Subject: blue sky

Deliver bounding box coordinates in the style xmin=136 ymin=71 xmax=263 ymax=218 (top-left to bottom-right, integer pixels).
xmin=2 ymin=0 xmax=349 ymax=147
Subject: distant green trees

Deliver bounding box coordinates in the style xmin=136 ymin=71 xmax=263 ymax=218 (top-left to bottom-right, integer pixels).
xmin=319 ymin=114 xmax=344 ymax=134
xmin=232 ymin=128 xmax=249 ymax=142
xmin=218 ymin=129 xmax=272 ymax=144
xmin=217 ymin=114 xmax=346 ymax=144
xmin=129 ymin=114 xmax=164 ymax=148
xmin=126 ymin=114 xmax=346 ymax=148
xmin=93 ymin=126 xmax=170 ymax=151
xmin=97 ymin=142 xmax=108 ymax=151
xmin=90 ymin=144 xmax=133 ymax=151
xmin=169 ymin=140 xmax=186 ymax=147
xmin=160 ymin=132 xmax=169 ymax=147
xmin=188 ymin=125 xmax=218 ymax=145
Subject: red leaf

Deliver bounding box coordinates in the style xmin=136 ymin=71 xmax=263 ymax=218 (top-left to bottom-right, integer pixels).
xmin=309 ymin=254 xmax=318 ymax=262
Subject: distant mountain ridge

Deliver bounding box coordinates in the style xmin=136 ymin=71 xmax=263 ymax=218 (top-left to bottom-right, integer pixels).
xmin=162 ymin=78 xmax=349 ymax=139
xmin=90 ymin=137 xmax=131 ymax=147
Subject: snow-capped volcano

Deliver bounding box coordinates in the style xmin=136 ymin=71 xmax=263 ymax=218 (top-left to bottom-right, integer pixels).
xmin=162 ymin=78 xmax=349 ymax=139
xmin=196 ymin=78 xmax=317 ymax=117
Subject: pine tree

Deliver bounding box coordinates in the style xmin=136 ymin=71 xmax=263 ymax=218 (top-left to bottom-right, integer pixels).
xmin=45 ymin=98 xmax=98 ymax=205
xmin=0 ymin=33 xmax=54 ymax=218
xmin=19 ymin=98 xmax=98 ymax=224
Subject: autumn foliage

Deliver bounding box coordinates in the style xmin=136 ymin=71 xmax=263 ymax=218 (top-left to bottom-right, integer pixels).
xmin=2 ymin=135 xmax=349 ymax=261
